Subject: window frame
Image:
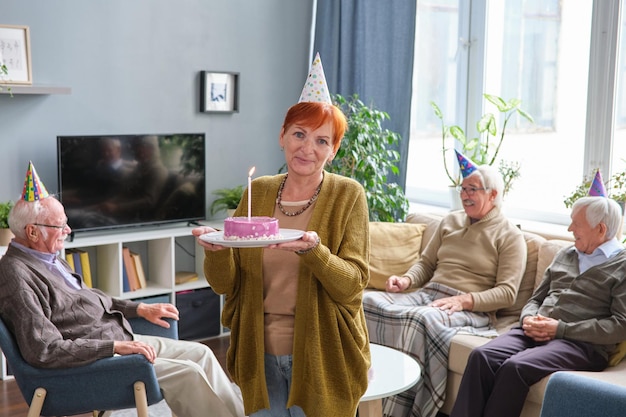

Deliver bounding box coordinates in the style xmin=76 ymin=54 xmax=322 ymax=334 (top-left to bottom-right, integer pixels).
xmin=407 ymin=0 xmax=622 ymax=227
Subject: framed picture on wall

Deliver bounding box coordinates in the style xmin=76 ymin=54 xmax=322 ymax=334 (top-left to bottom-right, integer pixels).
xmin=0 ymin=24 xmax=32 ymax=85
xmin=200 ymin=71 xmax=239 ymax=113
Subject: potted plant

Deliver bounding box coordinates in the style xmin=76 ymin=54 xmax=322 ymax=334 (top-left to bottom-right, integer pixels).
xmin=431 ymin=93 xmax=534 ymax=199
xmin=329 ymin=94 xmax=409 ymax=222
xmin=0 ymin=200 xmax=14 ymax=246
xmin=209 ymin=185 xmax=244 ymax=217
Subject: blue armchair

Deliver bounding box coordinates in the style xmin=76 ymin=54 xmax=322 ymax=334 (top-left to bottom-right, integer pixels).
xmin=0 ymin=315 xmax=178 ymax=417
xmin=540 ymin=372 xmax=626 ymax=417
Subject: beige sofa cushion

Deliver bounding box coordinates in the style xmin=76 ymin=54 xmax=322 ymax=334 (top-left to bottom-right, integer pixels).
xmin=535 ymin=239 xmax=572 ymax=288
xmin=367 ymin=222 xmax=427 ymax=290
xmin=405 ymin=212 xmax=442 ymax=252
xmin=498 ymin=232 xmax=546 ymax=317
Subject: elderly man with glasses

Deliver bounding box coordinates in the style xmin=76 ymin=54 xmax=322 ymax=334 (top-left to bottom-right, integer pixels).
xmin=0 ymin=162 xmax=245 ymax=417
xmin=450 ymin=195 xmax=626 ymax=417
xmin=362 ymin=151 xmax=527 ymax=417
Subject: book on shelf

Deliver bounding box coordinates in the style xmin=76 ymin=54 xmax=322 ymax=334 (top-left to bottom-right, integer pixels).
xmin=65 ymin=249 xmax=75 ymax=272
xmin=71 ymin=251 xmax=83 ymax=281
xmin=122 ymin=247 xmax=140 ymax=291
xmin=75 ymin=249 xmax=93 ymax=288
xmin=130 ymin=251 xmax=147 ymax=289
xmin=122 ymin=260 xmax=130 ymax=292
xmin=175 ymin=270 xmax=199 ymax=285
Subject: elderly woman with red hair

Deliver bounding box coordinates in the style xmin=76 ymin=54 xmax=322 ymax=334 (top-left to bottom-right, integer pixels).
xmin=194 ymin=68 xmax=371 ymax=416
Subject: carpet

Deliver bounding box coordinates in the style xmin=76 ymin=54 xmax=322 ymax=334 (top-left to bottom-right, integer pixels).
xmin=110 ymin=400 xmax=172 ymax=417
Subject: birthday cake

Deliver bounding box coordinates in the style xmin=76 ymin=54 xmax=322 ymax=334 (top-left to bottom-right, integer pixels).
xmin=223 ymin=216 xmax=280 ymax=240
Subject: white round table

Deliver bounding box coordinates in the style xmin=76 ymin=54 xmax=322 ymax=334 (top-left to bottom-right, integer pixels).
xmin=359 ymin=343 xmax=421 ymax=416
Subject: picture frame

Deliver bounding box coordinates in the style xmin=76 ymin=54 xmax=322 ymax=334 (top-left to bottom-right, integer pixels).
xmin=0 ymin=24 xmax=32 ymax=85
xmin=200 ymin=71 xmax=239 ymax=113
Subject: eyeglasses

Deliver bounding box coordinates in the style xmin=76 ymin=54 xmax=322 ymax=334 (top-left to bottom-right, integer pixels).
xmin=456 ymin=186 xmax=489 ymax=196
xmin=31 ymin=222 xmax=69 ymax=230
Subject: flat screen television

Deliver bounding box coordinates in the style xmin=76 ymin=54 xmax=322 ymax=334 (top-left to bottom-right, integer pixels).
xmin=57 ymin=133 xmax=206 ymax=233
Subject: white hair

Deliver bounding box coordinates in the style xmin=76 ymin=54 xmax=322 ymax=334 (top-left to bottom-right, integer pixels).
xmin=572 ymin=196 xmax=623 ymax=240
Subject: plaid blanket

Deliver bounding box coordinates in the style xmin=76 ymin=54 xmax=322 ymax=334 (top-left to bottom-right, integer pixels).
xmin=363 ymin=282 xmax=498 ymax=417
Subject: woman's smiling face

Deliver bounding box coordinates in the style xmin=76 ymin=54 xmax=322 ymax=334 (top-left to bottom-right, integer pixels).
xmin=279 ymin=121 xmax=335 ymax=178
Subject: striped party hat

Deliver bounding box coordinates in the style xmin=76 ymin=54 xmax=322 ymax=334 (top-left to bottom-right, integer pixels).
xmin=588 ymin=169 xmax=607 ymax=197
xmin=21 ymin=161 xmax=50 ymax=201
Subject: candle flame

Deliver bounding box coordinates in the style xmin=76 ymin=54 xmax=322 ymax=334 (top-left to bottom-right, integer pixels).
xmin=248 ymin=166 xmax=256 ymax=176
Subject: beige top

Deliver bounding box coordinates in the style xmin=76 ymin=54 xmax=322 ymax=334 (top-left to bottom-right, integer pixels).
xmin=263 ymin=200 xmax=315 ymax=355
xmin=405 ymin=207 xmax=527 ymax=312
xmin=204 ymin=173 xmax=371 ymax=416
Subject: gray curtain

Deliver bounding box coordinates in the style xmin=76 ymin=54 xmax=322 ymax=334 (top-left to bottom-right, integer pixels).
xmin=313 ymin=0 xmax=417 ymax=188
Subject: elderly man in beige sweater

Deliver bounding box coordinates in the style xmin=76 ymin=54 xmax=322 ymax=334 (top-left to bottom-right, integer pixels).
xmin=363 ymin=153 xmax=527 ymax=417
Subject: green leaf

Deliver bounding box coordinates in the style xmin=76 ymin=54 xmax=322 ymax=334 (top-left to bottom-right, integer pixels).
xmin=430 ymin=101 xmax=443 ymax=119
xmin=330 ymin=93 xmax=409 ymax=222
xmin=449 ymin=125 xmax=466 ymax=142
xmin=477 ymin=113 xmax=496 ymax=136
xmin=517 ymin=108 xmax=535 ymax=124
xmin=484 ymin=93 xmax=507 ymax=111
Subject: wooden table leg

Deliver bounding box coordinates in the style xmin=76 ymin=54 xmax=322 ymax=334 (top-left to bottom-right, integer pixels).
xmin=358 ymin=399 xmax=382 ymax=417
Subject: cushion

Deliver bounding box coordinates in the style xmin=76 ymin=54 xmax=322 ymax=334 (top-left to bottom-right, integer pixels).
xmin=609 ymin=341 xmax=626 ymax=366
xmin=498 ymin=232 xmax=545 ymax=317
xmin=535 ymin=240 xmax=572 ymax=288
xmin=368 ymin=222 xmax=427 ymax=290
xmin=405 ymin=212 xmax=442 ymax=252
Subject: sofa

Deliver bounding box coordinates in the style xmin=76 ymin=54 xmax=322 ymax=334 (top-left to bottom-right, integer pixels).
xmin=365 ymin=211 xmax=626 ymax=417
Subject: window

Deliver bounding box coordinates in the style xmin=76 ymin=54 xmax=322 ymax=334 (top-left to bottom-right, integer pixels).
xmin=613 ymin=8 xmax=626 ymax=181
xmin=497 ymin=0 xmax=559 ymax=129
xmin=406 ymin=0 xmax=461 ymax=207
xmin=406 ymin=0 xmax=597 ymax=225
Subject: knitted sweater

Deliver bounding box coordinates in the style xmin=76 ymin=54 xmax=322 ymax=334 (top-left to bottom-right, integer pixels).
xmin=521 ymin=247 xmax=626 ymax=358
xmin=405 ymin=207 xmax=527 ymax=312
xmin=0 ymin=245 xmax=139 ymax=368
xmin=204 ymin=172 xmax=371 ymax=417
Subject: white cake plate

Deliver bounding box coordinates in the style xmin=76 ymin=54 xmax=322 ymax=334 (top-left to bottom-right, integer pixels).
xmin=199 ymin=228 xmax=304 ymax=248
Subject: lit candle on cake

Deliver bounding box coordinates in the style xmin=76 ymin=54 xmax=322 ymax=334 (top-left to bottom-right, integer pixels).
xmin=248 ymin=166 xmax=256 ymax=220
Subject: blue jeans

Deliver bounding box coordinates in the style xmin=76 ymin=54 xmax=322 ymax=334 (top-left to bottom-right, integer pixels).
xmin=250 ymin=353 xmax=306 ymax=417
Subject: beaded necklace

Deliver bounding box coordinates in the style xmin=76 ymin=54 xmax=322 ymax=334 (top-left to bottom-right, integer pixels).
xmin=276 ymin=173 xmax=323 ymax=217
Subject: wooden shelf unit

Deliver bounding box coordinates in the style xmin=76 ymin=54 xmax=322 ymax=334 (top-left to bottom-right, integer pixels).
xmin=63 ymin=224 xmax=214 ymax=300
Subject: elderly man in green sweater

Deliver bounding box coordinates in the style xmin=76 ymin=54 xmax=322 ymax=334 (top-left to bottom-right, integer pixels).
xmin=450 ymin=196 xmax=626 ymax=417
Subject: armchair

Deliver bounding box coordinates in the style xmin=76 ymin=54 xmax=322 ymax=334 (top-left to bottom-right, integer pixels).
xmin=0 ymin=315 xmax=178 ymax=417
xmin=540 ymin=372 xmax=626 ymax=417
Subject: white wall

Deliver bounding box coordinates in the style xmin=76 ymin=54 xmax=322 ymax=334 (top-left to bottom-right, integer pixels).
xmin=0 ymin=0 xmax=313 ymax=220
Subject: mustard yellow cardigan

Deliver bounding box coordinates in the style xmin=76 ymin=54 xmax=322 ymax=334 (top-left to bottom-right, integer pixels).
xmin=204 ymin=172 xmax=371 ymax=417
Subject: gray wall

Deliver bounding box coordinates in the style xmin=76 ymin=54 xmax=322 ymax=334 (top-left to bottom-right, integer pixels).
xmin=0 ymin=0 xmax=313 ymax=219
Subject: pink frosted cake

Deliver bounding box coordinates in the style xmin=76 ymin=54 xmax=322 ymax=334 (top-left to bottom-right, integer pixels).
xmin=223 ymin=216 xmax=280 ymax=240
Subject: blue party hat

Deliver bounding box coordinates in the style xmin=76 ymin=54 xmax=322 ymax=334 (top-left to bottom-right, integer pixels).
xmin=455 ymin=150 xmax=478 ymax=178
